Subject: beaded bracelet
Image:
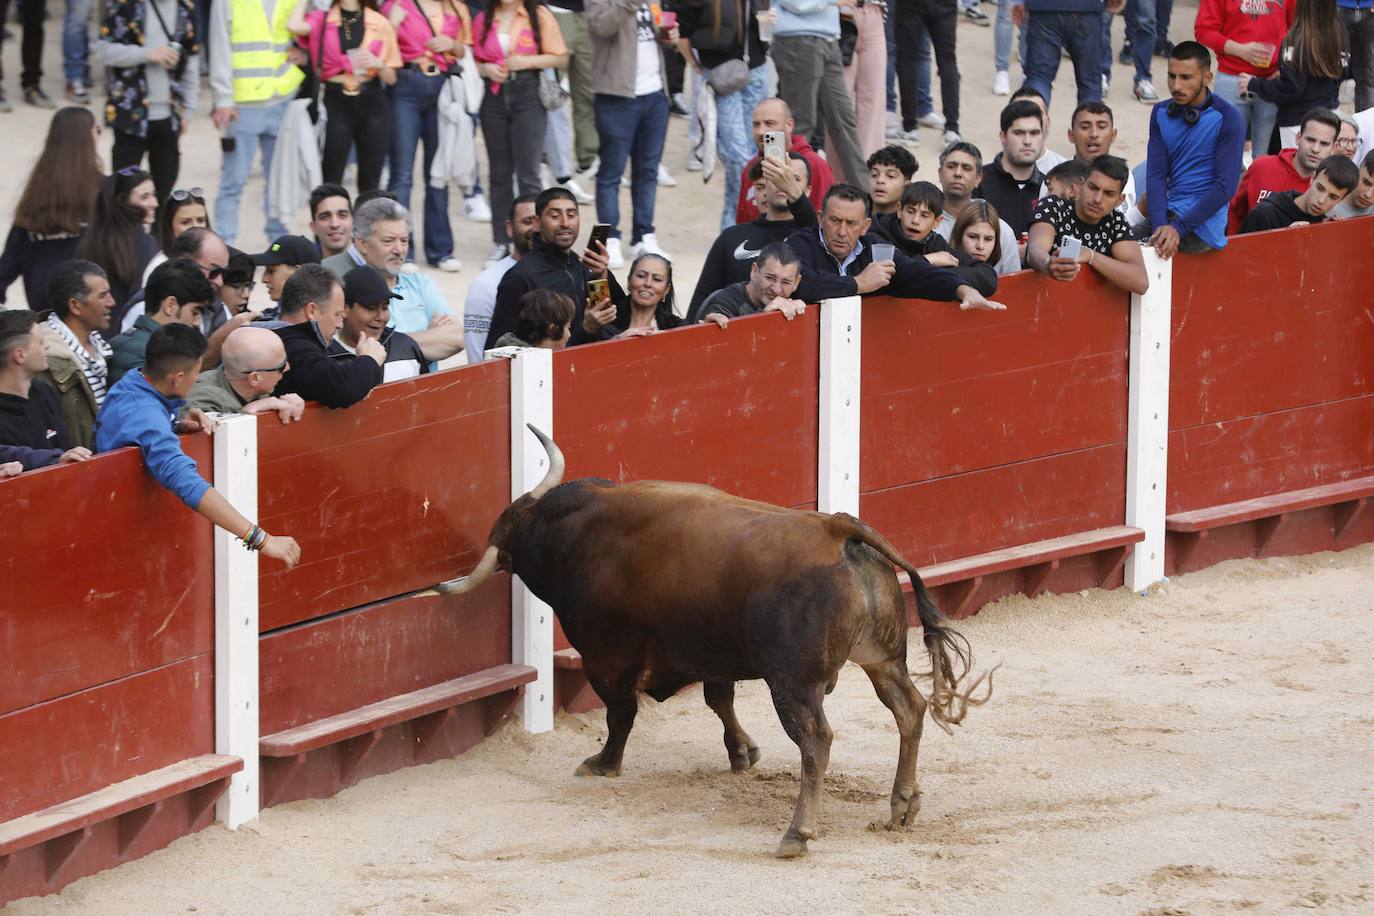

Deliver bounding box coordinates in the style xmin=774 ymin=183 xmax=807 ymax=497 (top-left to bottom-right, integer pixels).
xmin=240 ymin=524 xmax=269 ymax=551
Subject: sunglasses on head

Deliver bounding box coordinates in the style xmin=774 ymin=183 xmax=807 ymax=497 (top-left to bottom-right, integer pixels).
xmin=115 ymin=165 xmax=143 ymax=177
xmin=169 ymin=187 xmax=206 ymax=202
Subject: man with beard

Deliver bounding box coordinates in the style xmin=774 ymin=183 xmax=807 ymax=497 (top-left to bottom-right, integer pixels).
xmin=1227 ymin=108 xmax=1341 ymax=235
xmin=687 ymin=154 xmax=815 ymax=322
xmin=344 ymin=198 xmax=462 ymax=364
xmin=973 ymin=99 xmax=1047 ymax=237
xmin=935 ymin=142 xmax=1024 ymax=276
xmin=464 ymin=193 xmax=539 ymax=361
xmin=1027 ymin=155 xmax=1149 ymax=294
xmin=487 ymin=188 xmax=628 ymax=348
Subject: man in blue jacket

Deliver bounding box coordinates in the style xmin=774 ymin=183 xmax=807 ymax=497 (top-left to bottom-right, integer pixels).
xmin=785 ymin=183 xmax=1006 ymax=310
xmin=1142 ymin=41 xmax=1245 ymax=258
xmin=94 ymin=323 xmax=301 ymax=568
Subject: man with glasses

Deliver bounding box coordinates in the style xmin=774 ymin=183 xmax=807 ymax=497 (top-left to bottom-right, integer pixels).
xmin=186 ymin=325 xmax=304 ymax=422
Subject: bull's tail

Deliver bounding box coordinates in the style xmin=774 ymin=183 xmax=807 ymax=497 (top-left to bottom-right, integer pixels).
xmin=832 ymin=513 xmax=995 ymax=735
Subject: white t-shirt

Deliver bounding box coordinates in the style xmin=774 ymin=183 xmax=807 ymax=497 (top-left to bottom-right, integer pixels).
xmin=633 ymin=4 xmax=662 ymax=97
xmin=1353 ymin=107 xmax=1374 ymax=164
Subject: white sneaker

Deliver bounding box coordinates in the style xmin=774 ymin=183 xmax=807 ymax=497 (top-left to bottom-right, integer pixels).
xmin=917 ymin=111 xmax=945 ymax=130
xmin=686 ymin=156 xmax=704 ymax=172
xmin=604 ymin=237 xmax=625 ymax=269
xmin=463 ymin=193 xmax=492 ymax=222
xmin=943 ymin=129 xmax=962 ymax=146
xmin=657 ymin=164 xmax=677 ymax=187
xmin=992 ymin=70 xmax=1010 ymax=96
xmin=896 ymin=127 xmax=920 ymax=144
xmin=400 ymin=262 xmax=420 ymax=275
xmin=436 ymin=256 xmax=462 ymax=273
xmin=486 ymin=244 xmax=509 ymax=264
xmin=1133 ymin=79 xmax=1159 ymax=103
xmin=560 ymin=177 xmax=594 ymax=204
xmin=576 ymin=155 xmax=600 ymax=181
xmin=629 ymin=233 xmax=669 ymax=260
xmin=1102 ymin=75 xmax=1111 ymax=96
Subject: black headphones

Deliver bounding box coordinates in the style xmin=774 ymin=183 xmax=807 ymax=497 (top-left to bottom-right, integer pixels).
xmin=1166 ymin=90 xmax=1214 ymax=125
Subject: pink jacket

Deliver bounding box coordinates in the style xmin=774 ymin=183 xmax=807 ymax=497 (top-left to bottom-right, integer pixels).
xmin=304 ymin=8 xmax=402 ymax=81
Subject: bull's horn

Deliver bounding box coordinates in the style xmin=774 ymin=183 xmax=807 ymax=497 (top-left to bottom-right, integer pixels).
xmin=526 ymin=424 xmax=565 ymax=499
xmin=434 ymin=545 xmax=500 ymax=595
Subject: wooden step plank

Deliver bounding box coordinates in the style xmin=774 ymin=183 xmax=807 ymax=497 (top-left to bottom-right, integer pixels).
xmin=553 ymin=648 xmax=583 ymax=670
xmin=898 ymin=526 xmax=1145 ymax=588
xmin=0 ymin=755 xmax=242 ymax=856
xmin=260 ymin=664 xmax=537 ymax=757
xmin=1166 ymin=476 xmax=1374 ymax=533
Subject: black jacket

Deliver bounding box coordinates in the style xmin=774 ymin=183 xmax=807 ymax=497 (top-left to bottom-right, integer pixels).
xmin=0 ymin=380 xmax=73 ymax=452
xmin=973 ymin=154 xmax=1046 ymax=237
xmin=785 ymin=226 xmax=964 ymax=303
xmin=1239 ymin=190 xmax=1321 ymax=234
xmin=0 ymin=227 xmax=81 ymax=309
xmin=872 ymin=212 xmax=999 ymax=297
xmin=489 ymin=236 xmax=628 ymax=347
xmin=0 ymin=442 xmax=62 ymax=470
xmin=1247 ymin=50 xmax=1347 ymax=128
xmin=687 ymin=195 xmax=817 ymax=322
xmin=676 ymin=0 xmax=766 ymax=69
xmin=274 ymin=320 xmax=383 ymax=408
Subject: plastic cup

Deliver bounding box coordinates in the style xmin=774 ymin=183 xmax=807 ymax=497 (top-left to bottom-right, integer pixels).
xmin=756 ymin=11 xmax=774 ymax=43
xmin=871 ymin=243 xmax=896 ymax=263
xmin=346 ymin=47 xmax=367 ymax=74
xmin=1254 ymin=42 xmax=1276 ymax=68
xmin=659 ymin=10 xmax=677 ymax=39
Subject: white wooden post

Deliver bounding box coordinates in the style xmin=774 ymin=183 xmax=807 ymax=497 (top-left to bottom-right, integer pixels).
xmin=212 ymin=414 xmax=260 ymax=828
xmin=1125 ymin=248 xmax=1173 ymax=591
xmin=818 ymin=296 xmax=863 ymax=515
xmin=508 ymin=348 xmax=555 ymax=733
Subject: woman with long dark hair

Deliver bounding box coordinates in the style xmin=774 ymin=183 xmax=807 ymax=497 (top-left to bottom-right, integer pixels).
xmin=472 ymin=0 xmax=568 ymax=262
xmin=76 ymin=167 xmax=161 ymax=325
xmin=289 ymin=0 xmax=403 ymax=193
xmin=1241 ymin=0 xmax=1350 ymax=148
xmin=0 ymin=107 xmax=103 ymax=309
xmin=614 ymin=253 xmax=684 ymax=336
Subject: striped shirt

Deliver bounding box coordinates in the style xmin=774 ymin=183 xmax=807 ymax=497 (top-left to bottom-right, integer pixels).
xmin=46 ymin=313 xmax=113 ymax=407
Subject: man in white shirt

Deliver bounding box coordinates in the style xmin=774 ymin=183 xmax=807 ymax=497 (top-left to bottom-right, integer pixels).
xmin=465 ymin=194 xmax=539 ymax=361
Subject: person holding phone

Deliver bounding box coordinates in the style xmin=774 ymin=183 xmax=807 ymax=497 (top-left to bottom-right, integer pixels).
xmin=1027 ymin=155 xmax=1148 ymax=294
xmin=97 ymin=0 xmax=202 ymax=202
xmin=288 ymin=0 xmax=404 ymax=195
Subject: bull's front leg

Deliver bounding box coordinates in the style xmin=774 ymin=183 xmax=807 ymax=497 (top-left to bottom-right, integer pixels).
xmin=766 ymin=680 xmax=833 ymax=858
xmin=576 ymin=671 xmax=638 ymax=778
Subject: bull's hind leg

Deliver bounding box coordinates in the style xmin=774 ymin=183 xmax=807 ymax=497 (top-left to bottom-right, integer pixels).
xmin=576 ymin=670 xmax=638 ymax=778
xmin=766 ymin=681 xmax=833 ymax=858
xmin=703 ymin=680 xmax=761 ymax=772
xmin=863 ymin=658 xmax=927 ymax=829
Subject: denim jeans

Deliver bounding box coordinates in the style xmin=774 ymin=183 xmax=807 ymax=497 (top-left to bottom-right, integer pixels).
xmin=1101 ymin=0 xmax=1155 ymax=83
xmin=896 ymin=0 xmax=960 ymax=134
xmin=63 ymin=0 xmax=91 ymax=83
xmin=885 ymin=9 xmax=932 ymax=117
xmin=995 ymin=0 xmax=1027 ymax=74
xmin=1212 ymin=70 xmax=1278 ymax=155
xmin=214 ymin=99 xmax=290 ymax=245
xmin=716 ymin=64 xmax=770 ymax=230
xmin=594 ymin=91 xmax=669 ymax=244
xmin=1340 ymin=7 xmax=1374 ymax=112
xmin=545 ymin=101 xmax=574 ymax=180
xmin=388 ymin=68 xmax=454 ymax=265
xmin=1023 ymin=10 xmax=1103 ymax=107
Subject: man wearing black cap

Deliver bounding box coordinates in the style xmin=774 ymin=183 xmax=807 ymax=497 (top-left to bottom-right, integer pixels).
xmin=253 ymin=235 xmax=323 ymax=304
xmin=274 ymin=264 xmax=385 ymax=409
xmin=329 ymin=268 xmax=428 ymax=383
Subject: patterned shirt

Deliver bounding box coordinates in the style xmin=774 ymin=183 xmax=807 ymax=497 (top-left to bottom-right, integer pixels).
xmin=46 ymin=313 xmax=113 ymax=407
xmin=1030 ymin=195 xmax=1132 ymax=254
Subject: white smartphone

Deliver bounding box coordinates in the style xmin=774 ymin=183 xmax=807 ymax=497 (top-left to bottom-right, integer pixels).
xmin=763 ymin=130 xmax=785 ymax=162
xmin=1058 ymin=235 xmax=1083 ymax=262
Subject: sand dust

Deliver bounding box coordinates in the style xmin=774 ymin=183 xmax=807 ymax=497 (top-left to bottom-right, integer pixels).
xmin=11 ymin=544 xmax=1374 ymax=915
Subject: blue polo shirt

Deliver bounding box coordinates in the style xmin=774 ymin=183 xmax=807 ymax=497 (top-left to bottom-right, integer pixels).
xmin=94 ymin=371 xmax=211 ymax=509
xmin=389 ymin=271 xmax=453 ymax=336
xmin=1146 ymin=91 xmax=1245 ymax=251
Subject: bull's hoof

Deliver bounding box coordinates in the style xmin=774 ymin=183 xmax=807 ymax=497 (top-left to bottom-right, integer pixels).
xmin=575 ymin=756 xmax=621 ymax=778
xmin=729 ymin=744 xmax=762 ymax=772
xmin=886 ymin=789 xmax=923 ymax=829
xmin=773 ymin=833 xmax=810 ymax=859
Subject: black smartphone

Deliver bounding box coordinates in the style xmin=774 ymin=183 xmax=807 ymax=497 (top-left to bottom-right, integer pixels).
xmin=589 ymin=224 xmax=611 ymax=251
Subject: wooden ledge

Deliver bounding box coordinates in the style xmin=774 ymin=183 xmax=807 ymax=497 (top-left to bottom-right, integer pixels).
xmin=0 ymin=755 xmax=242 ymax=859
xmin=260 ymin=663 xmax=537 ymax=758
xmin=898 ymin=526 xmax=1146 ymax=588
xmin=1166 ymin=476 xmax=1374 ymax=533
xmin=553 ymin=648 xmax=583 ymax=670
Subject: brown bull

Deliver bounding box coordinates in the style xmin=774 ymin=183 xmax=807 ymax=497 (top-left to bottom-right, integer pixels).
xmin=449 ymin=427 xmax=991 ymax=858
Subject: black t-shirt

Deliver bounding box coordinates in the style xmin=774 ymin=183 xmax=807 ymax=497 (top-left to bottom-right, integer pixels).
xmin=0 ymin=380 xmax=73 ymax=451
xmin=1030 ymin=195 xmax=1131 ymax=254
xmin=1240 ymin=190 xmax=1321 ymax=234
xmin=338 ymin=8 xmax=364 ymax=52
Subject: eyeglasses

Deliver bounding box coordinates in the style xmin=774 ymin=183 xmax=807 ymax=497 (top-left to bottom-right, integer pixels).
xmin=1335 ymin=137 xmax=1358 ymax=149
xmin=246 ymin=359 xmax=288 ymax=374
xmin=169 ymin=187 xmax=206 ymax=202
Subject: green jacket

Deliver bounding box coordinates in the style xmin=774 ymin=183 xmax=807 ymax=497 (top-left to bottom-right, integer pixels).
xmin=37 ymin=324 xmax=100 ymax=449
xmin=109 ymin=314 xmax=160 ymax=387
xmin=186 ymin=365 xmax=254 ymax=415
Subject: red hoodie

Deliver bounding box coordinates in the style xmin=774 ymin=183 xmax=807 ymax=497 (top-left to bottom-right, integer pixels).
xmin=736 ymin=135 xmax=836 ymax=224
xmin=1227 ymin=149 xmax=1309 ymax=234
xmin=1194 ymin=0 xmax=1294 ymax=78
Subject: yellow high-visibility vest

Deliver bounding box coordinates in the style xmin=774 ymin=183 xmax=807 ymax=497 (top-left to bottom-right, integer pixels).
xmin=229 ymin=0 xmax=305 ymax=104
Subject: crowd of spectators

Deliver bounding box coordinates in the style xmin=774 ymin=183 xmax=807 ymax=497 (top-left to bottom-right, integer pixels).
xmin=2 ymin=0 xmax=1373 ymax=571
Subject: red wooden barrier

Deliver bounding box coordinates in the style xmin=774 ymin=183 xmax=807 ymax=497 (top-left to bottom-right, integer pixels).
xmin=1166 ymin=220 xmax=1374 ymax=571
xmin=859 ymin=270 xmax=1134 ymax=616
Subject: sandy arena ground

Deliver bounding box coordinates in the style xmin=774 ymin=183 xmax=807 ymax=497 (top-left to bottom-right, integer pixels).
xmin=10 ymin=544 xmax=1374 ymax=915
xmin=0 ymin=2 xmax=1222 ymax=320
